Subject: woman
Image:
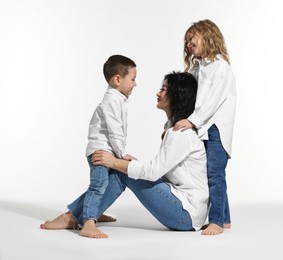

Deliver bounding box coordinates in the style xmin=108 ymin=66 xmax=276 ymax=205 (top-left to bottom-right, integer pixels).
xmin=40 ymin=72 xmax=209 ymax=238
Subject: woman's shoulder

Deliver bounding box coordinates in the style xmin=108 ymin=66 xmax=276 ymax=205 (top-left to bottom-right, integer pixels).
xmin=165 ymin=127 xmax=199 ymax=143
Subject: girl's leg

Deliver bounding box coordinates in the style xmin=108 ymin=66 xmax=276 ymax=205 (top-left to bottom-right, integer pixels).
xmin=224 ymin=193 xmax=231 ymax=228
xmin=202 ymin=124 xmax=229 ymax=234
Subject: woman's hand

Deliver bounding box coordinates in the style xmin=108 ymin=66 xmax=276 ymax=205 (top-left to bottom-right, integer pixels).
xmin=173 ymin=119 xmax=194 ymax=131
xmin=91 ymin=150 xmax=116 ymax=168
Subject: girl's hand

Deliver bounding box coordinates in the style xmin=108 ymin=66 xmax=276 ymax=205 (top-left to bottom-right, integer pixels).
xmin=173 ymin=119 xmax=194 ymax=131
xmin=91 ymin=150 xmax=116 ymax=168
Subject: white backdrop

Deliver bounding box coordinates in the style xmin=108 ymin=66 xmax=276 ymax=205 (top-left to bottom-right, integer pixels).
xmin=0 ymin=0 xmax=282 ymax=206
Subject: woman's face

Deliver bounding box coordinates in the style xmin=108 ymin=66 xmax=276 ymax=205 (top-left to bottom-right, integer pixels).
xmin=156 ymin=80 xmax=170 ymax=114
xmin=185 ymin=31 xmax=204 ymax=58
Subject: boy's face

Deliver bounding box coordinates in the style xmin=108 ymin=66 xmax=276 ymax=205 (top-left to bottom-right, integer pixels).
xmin=116 ymin=67 xmax=137 ymax=97
xmin=185 ymin=31 xmax=204 ymax=58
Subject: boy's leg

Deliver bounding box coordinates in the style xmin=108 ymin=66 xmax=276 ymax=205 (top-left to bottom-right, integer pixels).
xmin=202 ymin=124 xmax=229 ymax=235
xmin=80 ymin=157 xmax=110 ymax=238
xmin=83 ymin=157 xmax=109 ymax=222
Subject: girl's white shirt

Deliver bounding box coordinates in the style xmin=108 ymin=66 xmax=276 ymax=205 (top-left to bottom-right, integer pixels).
xmin=128 ymin=126 xmax=209 ymax=231
xmin=86 ymin=86 xmax=128 ymax=158
xmin=188 ymin=55 xmax=237 ymax=157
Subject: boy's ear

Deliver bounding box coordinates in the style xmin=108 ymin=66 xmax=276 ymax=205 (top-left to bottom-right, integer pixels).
xmin=112 ymin=74 xmax=121 ymax=86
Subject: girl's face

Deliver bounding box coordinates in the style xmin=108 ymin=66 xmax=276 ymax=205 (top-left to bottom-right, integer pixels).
xmin=185 ymin=31 xmax=204 ymax=58
xmin=116 ymin=67 xmax=137 ymax=97
xmin=156 ymin=80 xmax=170 ymax=114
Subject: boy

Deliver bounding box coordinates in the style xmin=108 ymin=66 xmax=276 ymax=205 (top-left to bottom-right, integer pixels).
xmin=81 ymin=54 xmax=137 ymax=238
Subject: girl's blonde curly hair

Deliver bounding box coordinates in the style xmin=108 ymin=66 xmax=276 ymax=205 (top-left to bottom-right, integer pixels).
xmin=184 ymin=19 xmax=230 ymax=71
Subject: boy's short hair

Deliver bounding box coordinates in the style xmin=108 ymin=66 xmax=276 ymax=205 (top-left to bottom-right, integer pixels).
xmin=103 ymin=55 xmax=136 ymax=83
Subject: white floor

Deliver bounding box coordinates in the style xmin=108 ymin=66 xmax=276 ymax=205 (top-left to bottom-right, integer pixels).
xmin=0 ymin=195 xmax=282 ymax=260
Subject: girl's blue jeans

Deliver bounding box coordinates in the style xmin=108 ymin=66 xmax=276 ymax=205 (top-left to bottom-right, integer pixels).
xmin=204 ymin=124 xmax=231 ymax=227
xmin=68 ymin=169 xmax=195 ymax=231
xmin=82 ymin=156 xmax=109 ymax=223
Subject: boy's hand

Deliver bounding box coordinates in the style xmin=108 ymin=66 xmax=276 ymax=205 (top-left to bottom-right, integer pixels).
xmin=123 ymin=154 xmax=137 ymax=161
xmin=173 ymin=119 xmax=194 ymax=131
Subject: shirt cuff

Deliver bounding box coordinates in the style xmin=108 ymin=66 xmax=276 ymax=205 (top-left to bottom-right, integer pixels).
xmin=188 ymin=113 xmax=202 ymax=129
xmin=127 ymin=160 xmax=142 ymax=180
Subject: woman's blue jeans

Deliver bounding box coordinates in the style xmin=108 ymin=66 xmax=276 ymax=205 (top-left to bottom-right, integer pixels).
xmin=68 ymin=169 xmax=195 ymax=231
xmin=204 ymin=124 xmax=231 ymax=227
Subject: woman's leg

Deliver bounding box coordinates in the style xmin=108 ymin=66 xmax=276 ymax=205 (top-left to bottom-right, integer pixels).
xmin=123 ymin=177 xmax=194 ymax=231
xmin=41 ymin=170 xmax=193 ymax=231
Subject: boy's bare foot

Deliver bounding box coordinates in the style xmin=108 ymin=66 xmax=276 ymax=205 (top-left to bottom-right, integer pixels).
xmin=40 ymin=212 xmax=77 ymax=230
xmin=80 ymin=219 xmax=108 ymax=238
xmin=201 ymin=223 xmax=224 ymax=235
xmin=98 ymin=214 xmax=117 ymax=222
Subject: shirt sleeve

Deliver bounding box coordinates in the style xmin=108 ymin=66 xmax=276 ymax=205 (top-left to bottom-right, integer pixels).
xmin=102 ymin=98 xmax=126 ymax=158
xmin=127 ymin=129 xmax=194 ymax=181
xmin=188 ymin=62 xmax=232 ymax=128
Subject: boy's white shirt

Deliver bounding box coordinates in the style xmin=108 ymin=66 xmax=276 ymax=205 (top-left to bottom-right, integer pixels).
xmin=188 ymin=55 xmax=237 ymax=157
xmin=86 ymin=86 xmax=128 ymax=158
xmin=128 ymin=126 xmax=209 ymax=231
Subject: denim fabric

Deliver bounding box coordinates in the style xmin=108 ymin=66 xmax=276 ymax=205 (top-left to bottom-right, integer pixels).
xmin=204 ymin=124 xmax=231 ymax=227
xmin=81 ymin=156 xmax=109 ymax=222
xmin=68 ymin=169 xmax=194 ymax=231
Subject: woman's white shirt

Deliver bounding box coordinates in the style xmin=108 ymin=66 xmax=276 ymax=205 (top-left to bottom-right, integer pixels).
xmin=127 ymin=128 xmax=209 ymax=230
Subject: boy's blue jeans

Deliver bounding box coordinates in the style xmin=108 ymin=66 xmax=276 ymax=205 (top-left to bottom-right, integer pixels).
xmin=68 ymin=169 xmax=195 ymax=231
xmin=204 ymin=124 xmax=231 ymax=227
xmin=82 ymin=156 xmax=109 ymax=223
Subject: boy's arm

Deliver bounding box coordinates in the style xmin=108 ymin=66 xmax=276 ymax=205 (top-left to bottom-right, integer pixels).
xmin=102 ymin=99 xmax=127 ymax=159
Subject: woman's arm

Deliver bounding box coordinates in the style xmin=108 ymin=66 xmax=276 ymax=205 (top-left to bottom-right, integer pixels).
xmin=92 ymin=150 xmax=129 ymax=174
xmin=93 ymin=129 xmax=194 ymax=182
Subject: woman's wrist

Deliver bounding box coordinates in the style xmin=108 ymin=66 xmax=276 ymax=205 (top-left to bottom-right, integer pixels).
xmin=113 ymin=158 xmax=129 ymax=174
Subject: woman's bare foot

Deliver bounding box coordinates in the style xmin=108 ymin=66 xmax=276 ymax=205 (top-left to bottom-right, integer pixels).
xmin=97 ymin=214 xmax=117 ymax=222
xmin=201 ymin=223 xmax=224 ymax=235
xmin=40 ymin=212 xmax=77 ymax=230
xmin=80 ymin=219 xmax=108 ymax=238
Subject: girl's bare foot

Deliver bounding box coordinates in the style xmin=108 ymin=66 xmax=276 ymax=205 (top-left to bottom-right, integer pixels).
xmin=201 ymin=223 xmax=223 ymax=235
xmin=80 ymin=219 xmax=108 ymax=238
xmin=97 ymin=214 xmax=117 ymax=222
xmin=224 ymin=223 xmax=231 ymax=229
xmin=40 ymin=212 xmax=77 ymax=230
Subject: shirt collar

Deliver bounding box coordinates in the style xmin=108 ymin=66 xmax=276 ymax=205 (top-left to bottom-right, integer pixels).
xmin=107 ymin=86 xmax=129 ymax=102
xmin=195 ymin=54 xmax=222 ymax=66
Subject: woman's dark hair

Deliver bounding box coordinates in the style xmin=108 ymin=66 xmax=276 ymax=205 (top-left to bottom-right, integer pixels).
xmin=164 ymin=72 xmax=197 ymax=126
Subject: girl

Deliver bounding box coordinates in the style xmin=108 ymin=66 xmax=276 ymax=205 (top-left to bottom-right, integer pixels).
xmin=174 ymin=19 xmax=237 ymax=235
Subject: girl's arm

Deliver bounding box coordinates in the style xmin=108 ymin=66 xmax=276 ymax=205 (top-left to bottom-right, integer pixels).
xmin=173 ymin=119 xmax=194 ymax=131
